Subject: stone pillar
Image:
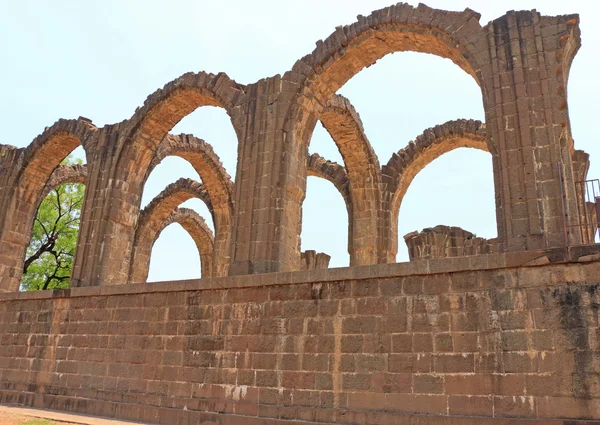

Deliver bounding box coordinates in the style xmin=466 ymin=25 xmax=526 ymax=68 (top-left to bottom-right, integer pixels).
xmin=70 ymin=124 xmax=134 ymax=287
xmin=228 ymin=76 xmax=304 ymax=275
xmin=0 ymin=146 xmax=24 ymax=291
xmin=572 ymin=150 xmax=597 ymax=243
xmin=483 ymin=11 xmax=581 ymax=251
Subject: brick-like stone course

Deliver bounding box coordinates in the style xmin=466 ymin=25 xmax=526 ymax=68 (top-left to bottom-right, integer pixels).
xmin=2 ymin=251 xmax=600 ymax=424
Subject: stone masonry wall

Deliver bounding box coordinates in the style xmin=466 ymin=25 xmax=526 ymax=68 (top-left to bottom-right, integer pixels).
xmin=2 ymin=250 xmax=600 ymax=424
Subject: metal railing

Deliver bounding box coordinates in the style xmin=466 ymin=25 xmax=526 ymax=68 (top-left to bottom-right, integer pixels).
xmin=570 ymin=179 xmax=600 ymax=245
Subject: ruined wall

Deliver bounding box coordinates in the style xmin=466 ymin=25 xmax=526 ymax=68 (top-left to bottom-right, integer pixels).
xmin=1 ymin=250 xmax=600 ymax=424
xmin=0 ymin=4 xmax=589 ymax=290
xmin=404 ymin=225 xmax=498 ymax=261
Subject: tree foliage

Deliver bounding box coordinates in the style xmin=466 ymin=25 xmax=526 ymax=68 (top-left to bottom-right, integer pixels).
xmin=21 ymin=158 xmax=84 ymax=291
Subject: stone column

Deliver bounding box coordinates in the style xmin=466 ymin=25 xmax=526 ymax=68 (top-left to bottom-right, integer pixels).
xmin=70 ymin=123 xmax=138 ymax=287
xmin=228 ymin=76 xmax=305 ymax=275
xmin=483 ymin=11 xmax=582 ymax=251
xmin=0 ymin=146 xmax=24 ymax=291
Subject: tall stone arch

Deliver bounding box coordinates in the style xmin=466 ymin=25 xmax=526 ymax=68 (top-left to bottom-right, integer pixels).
xmin=232 ymin=4 xmax=486 ymax=273
xmin=0 ymin=119 xmax=97 ymax=292
xmin=71 ymin=72 xmax=245 ymax=286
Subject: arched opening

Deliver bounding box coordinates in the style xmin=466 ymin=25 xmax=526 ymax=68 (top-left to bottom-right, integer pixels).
xmin=81 ymin=72 xmax=242 ymax=286
xmin=397 ymin=148 xmax=496 ymax=262
xmin=0 ymin=119 xmax=95 ymax=292
xmin=337 ymin=52 xmax=484 ymax=163
xmin=135 ymin=132 xmax=233 ymax=279
xmin=148 ymin=223 xmax=201 ymax=282
xmin=146 ymin=208 xmax=214 ymax=283
xmin=281 ymin=4 xmax=493 ymax=269
xmin=21 ymin=181 xmax=86 ymax=290
xmin=303 ymin=54 xmax=490 ymax=266
xmin=300 ymin=176 xmax=349 ymax=268
xmin=142 ymin=156 xmax=215 ymax=282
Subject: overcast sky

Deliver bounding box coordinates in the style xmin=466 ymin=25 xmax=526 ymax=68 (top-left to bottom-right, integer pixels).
xmin=2 ymin=0 xmax=599 ymax=281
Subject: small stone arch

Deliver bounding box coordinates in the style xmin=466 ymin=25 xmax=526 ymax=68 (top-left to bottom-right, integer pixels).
xmin=0 ymin=118 xmax=97 ymax=292
xmin=41 ymin=164 xmax=88 ymax=201
xmin=144 ymin=133 xmax=233 ymax=277
xmin=152 ymin=208 xmax=214 ymax=281
xmin=382 ymin=119 xmax=489 ymax=259
xmin=306 ymin=153 xmax=354 ymax=263
xmin=129 ymin=178 xmax=213 ymax=283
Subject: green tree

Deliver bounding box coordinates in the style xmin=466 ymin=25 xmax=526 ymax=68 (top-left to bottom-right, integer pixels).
xmin=21 ymin=158 xmax=84 ymax=291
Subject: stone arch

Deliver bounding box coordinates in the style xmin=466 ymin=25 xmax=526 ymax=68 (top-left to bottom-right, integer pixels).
xmin=129 ymin=178 xmax=213 ymax=283
xmin=151 ymin=208 xmax=214 ymax=281
xmin=307 ymin=153 xmax=353 ymax=262
xmin=0 ymin=118 xmax=97 ymax=292
xmin=122 ymin=72 xmax=245 ymax=187
xmin=286 ymin=3 xmax=485 ymax=138
xmin=144 ymin=133 xmax=232 ymax=276
xmin=307 ymin=153 xmax=350 ymax=208
xmin=382 ymin=119 xmax=488 ymax=259
xmin=275 ymin=4 xmax=487 ymax=270
xmin=41 ymin=164 xmax=88 ymax=201
xmin=318 ymin=94 xmax=382 ymax=265
xmin=83 ymin=72 xmax=244 ymax=285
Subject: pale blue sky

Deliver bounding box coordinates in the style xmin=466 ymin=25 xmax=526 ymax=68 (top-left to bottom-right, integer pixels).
xmin=2 ymin=0 xmax=599 ymax=281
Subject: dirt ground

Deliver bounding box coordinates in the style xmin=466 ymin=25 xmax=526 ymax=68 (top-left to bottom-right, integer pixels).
xmin=0 ymin=412 xmax=81 ymax=425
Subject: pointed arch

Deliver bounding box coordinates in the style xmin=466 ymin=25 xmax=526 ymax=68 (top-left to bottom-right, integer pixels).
xmin=307 ymin=153 xmax=350 ymax=208
xmin=129 ymin=178 xmax=213 ymax=283
xmin=0 ymin=118 xmax=97 ymax=292
xmin=121 ymin=72 xmax=245 ymax=189
xmin=382 ymin=119 xmax=489 ymax=259
xmin=146 ymin=134 xmax=233 ymax=276
xmin=151 ymin=208 xmax=214 ymax=281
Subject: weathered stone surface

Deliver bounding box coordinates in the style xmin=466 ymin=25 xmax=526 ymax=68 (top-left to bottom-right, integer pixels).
xmin=1 ymin=252 xmax=600 ymax=424
xmin=404 ymin=225 xmax=498 ymax=260
xmin=300 ymin=250 xmax=331 ymax=270
xmin=0 ymin=4 xmax=588 ymax=286
xmin=0 ymin=5 xmax=598 ymax=422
